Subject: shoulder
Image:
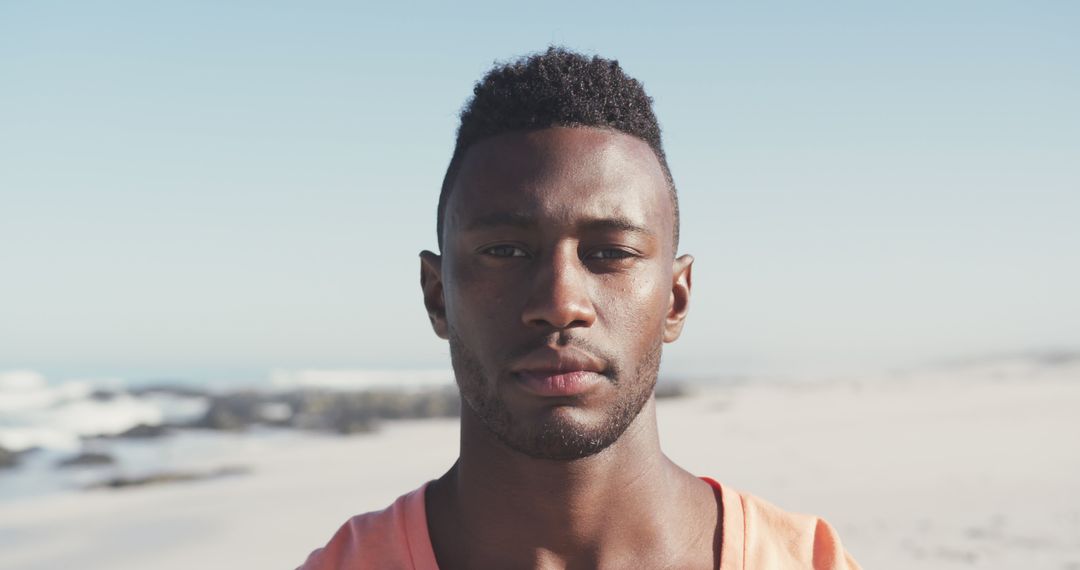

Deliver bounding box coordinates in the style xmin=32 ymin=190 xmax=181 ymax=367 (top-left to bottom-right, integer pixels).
xmin=296 ymin=484 xmax=435 ymax=570
xmin=730 ymin=487 xmax=861 ymax=570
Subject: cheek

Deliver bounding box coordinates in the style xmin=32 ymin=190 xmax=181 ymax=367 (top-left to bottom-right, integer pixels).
xmin=444 ymin=263 xmax=518 ymax=334
xmin=595 ymin=272 xmax=669 ymax=334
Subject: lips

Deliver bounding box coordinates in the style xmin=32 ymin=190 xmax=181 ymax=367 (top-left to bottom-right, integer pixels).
xmin=509 ymin=347 xmax=608 ymax=397
xmin=515 ymin=370 xmax=606 ymax=396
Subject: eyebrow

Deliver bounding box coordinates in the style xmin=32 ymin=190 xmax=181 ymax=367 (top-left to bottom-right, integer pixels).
xmin=465 ymin=212 xmax=536 ymax=231
xmin=465 ymin=212 xmax=654 ymax=236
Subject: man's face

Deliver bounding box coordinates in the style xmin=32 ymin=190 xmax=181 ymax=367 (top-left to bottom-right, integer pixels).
xmin=422 ymin=127 xmax=692 ymax=460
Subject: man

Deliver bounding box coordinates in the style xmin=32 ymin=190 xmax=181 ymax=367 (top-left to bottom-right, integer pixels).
xmin=300 ymin=48 xmax=860 ymax=569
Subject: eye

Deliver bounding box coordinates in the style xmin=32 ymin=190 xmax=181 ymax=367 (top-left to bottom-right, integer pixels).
xmin=584 ymin=248 xmax=636 ymax=261
xmin=482 ymin=244 xmax=529 ymax=258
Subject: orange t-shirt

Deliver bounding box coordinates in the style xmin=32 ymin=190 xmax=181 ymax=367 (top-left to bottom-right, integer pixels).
xmin=298 ymin=477 xmax=861 ymax=569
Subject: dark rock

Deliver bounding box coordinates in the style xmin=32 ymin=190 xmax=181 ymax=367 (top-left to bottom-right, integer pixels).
xmin=334 ymin=416 xmax=378 ymax=435
xmin=188 ymin=387 xmax=461 ymax=434
xmin=129 ymin=383 xmax=212 ymax=399
xmin=85 ymin=465 xmax=250 ymax=490
xmin=57 ymin=452 xmax=116 ymax=468
xmin=0 ymin=446 xmax=17 ymax=469
xmin=287 ymin=388 xmax=460 ymax=434
xmin=655 ymin=382 xmax=690 ymax=399
xmin=1037 ymin=350 xmax=1080 ymax=366
xmin=89 ymin=390 xmax=119 ymax=401
xmin=190 ymin=391 xmax=263 ymax=431
xmin=117 ymin=423 xmax=170 ymax=438
xmin=408 ymin=390 xmax=462 ymax=418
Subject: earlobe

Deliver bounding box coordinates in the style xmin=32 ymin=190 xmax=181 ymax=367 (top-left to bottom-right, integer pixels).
xmin=419 ymin=250 xmax=449 ymax=339
xmin=663 ymin=254 xmax=694 ymax=343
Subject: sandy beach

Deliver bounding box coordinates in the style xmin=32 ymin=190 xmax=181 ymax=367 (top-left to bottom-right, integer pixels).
xmin=2 ymin=364 xmax=1078 ymax=569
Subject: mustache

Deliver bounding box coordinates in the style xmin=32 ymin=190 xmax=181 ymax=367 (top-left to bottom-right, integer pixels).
xmin=504 ymin=333 xmax=620 ymax=379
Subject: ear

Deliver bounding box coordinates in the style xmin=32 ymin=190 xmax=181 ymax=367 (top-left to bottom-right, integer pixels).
xmin=419 ymin=250 xmax=449 ymax=339
xmin=663 ymin=254 xmax=693 ymax=343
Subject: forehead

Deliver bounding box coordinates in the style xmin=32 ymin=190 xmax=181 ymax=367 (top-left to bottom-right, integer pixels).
xmin=445 ymin=127 xmax=673 ymax=244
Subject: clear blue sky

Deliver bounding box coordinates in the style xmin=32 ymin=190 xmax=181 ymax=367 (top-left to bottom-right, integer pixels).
xmin=2 ymin=1 xmax=1077 ymax=382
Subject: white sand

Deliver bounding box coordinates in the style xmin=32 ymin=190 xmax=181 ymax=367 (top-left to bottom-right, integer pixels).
xmin=2 ymin=375 xmax=1078 ymax=569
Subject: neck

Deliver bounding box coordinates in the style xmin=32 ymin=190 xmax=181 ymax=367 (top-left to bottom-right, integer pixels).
xmin=427 ymin=397 xmax=717 ymax=569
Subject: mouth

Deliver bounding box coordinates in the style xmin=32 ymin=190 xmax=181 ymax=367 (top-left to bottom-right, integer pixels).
xmin=509 ymin=346 xmax=609 ymax=398
xmin=513 ymin=370 xmax=606 ymax=397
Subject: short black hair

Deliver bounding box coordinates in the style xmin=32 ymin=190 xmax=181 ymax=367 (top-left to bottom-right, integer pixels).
xmin=437 ymin=47 xmax=679 ymax=251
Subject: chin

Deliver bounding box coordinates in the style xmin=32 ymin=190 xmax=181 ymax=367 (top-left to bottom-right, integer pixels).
xmin=490 ymin=402 xmax=641 ymax=461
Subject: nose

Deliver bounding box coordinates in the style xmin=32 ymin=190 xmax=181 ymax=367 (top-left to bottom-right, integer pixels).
xmin=521 ymin=245 xmax=597 ymax=330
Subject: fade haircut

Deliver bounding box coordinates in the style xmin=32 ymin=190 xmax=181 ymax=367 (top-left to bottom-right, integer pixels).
xmin=436 ymin=47 xmax=679 ymax=251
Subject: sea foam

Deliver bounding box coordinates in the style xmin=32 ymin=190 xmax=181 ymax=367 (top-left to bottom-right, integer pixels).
xmin=0 ymin=370 xmax=201 ymax=452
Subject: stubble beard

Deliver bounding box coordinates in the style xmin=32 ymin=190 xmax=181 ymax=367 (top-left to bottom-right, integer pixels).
xmin=448 ymin=329 xmax=662 ymax=461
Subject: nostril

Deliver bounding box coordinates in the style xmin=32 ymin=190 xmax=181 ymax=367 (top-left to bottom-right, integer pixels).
xmin=521 ymin=294 xmax=596 ymax=330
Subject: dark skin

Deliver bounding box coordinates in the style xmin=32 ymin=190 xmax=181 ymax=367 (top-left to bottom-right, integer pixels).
xmin=419 ymin=127 xmax=718 ymax=569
